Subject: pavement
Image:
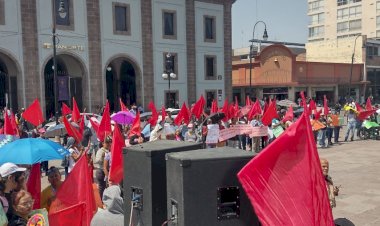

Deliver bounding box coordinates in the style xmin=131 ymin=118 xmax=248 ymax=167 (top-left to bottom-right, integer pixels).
xmin=318 ymin=138 xmax=380 ymax=226
xmin=41 ymin=133 xmax=380 ymax=226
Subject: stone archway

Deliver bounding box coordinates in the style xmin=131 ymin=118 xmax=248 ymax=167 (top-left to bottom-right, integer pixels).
xmin=42 ymin=54 xmax=86 ymax=118
xmin=0 ymin=52 xmax=20 ymax=110
xmin=105 ymin=56 xmax=141 ymax=112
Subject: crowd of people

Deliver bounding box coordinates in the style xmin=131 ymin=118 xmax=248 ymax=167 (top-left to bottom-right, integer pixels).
xmin=0 ymin=96 xmax=378 ymax=225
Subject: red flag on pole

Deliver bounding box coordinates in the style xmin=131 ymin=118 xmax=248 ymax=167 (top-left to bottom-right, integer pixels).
xmin=211 ymin=99 xmax=218 ymax=113
xmin=161 ymin=106 xmax=167 ymax=122
xmin=248 ymin=99 xmax=263 ymax=120
xmin=3 ymin=110 xmax=15 ymax=135
xmin=128 ymin=111 xmax=141 ymax=138
xmin=355 ymin=102 xmax=363 ymax=112
xmin=220 ymin=99 xmax=230 ymax=122
xmin=98 ymin=101 xmax=112 ymax=142
xmin=174 ymin=102 xmax=190 ymax=126
xmin=191 ymin=95 xmax=206 ymax=119
xmin=357 ymin=109 xmax=377 ymax=120
xmin=63 ymin=116 xmax=82 ymax=143
xmin=26 ymin=163 xmax=41 ymax=210
xmin=309 ymin=99 xmax=317 ymax=113
xmin=79 ymin=115 xmax=85 ymax=138
xmin=119 ymin=98 xmax=128 ymax=112
xmin=245 ymin=95 xmax=252 ymax=106
xmin=366 ymin=97 xmax=373 ymax=111
xmin=108 ymin=125 xmax=125 ymax=184
xmin=49 ymin=156 xmax=96 ymax=226
xmin=22 ymin=99 xmax=44 ymax=127
xmin=62 ymin=103 xmax=72 ymax=116
xmin=148 ymin=101 xmax=159 ymax=127
xmin=49 ymin=203 xmax=85 ymax=226
xmin=238 ymin=113 xmax=334 ymax=226
xmin=10 ymin=112 xmax=19 ymax=136
xmin=72 ymin=97 xmax=81 ymax=123
xmin=281 ymin=105 xmax=294 ymax=123
xmin=261 ymin=100 xmax=279 ymax=126
xmin=323 ymin=95 xmax=329 ymax=115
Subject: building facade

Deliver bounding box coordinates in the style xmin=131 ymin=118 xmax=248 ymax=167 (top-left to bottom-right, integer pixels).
xmin=232 ymin=44 xmax=364 ymax=105
xmin=0 ymin=0 xmax=233 ymax=117
xmin=307 ymin=0 xmax=380 ymax=102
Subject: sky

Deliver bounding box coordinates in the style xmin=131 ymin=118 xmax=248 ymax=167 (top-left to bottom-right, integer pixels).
xmin=232 ymin=0 xmax=308 ymax=49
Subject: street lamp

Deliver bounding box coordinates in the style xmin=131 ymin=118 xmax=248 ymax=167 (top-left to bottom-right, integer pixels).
xmin=52 ymin=0 xmax=66 ymax=122
xmin=249 ymin=21 xmax=268 ymax=99
xmin=348 ymin=34 xmax=362 ymax=100
xmin=162 ymin=53 xmax=176 ymax=108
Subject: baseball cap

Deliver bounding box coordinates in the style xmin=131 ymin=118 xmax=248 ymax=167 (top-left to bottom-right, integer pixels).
xmin=0 ymin=163 xmax=27 ymax=178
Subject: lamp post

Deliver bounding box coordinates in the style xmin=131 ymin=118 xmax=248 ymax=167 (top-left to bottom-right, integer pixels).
xmin=348 ymin=34 xmax=362 ymax=100
xmin=52 ymin=0 xmax=66 ymax=122
xmin=249 ymin=21 xmax=268 ymax=99
xmin=162 ymin=53 xmax=176 ymax=108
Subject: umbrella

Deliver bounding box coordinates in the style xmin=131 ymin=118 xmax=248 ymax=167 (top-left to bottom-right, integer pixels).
xmin=44 ymin=122 xmax=79 ymax=138
xmin=0 ymin=138 xmax=70 ymax=165
xmin=276 ymin=99 xmax=298 ymax=107
xmin=111 ymin=111 xmax=136 ymax=125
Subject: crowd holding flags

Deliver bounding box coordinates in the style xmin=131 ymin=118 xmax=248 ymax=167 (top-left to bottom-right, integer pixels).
xmin=0 ymin=93 xmax=379 ymax=225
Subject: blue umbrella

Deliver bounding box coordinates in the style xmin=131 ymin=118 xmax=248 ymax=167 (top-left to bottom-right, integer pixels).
xmin=0 ymin=138 xmax=70 ymax=165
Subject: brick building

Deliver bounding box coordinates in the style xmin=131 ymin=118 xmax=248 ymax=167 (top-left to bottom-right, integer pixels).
xmin=232 ymin=44 xmax=364 ymax=105
xmin=0 ymin=0 xmax=234 ymax=117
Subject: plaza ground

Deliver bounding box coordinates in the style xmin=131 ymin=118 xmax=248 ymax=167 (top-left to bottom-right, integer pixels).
xmin=42 ymin=137 xmax=380 ymax=225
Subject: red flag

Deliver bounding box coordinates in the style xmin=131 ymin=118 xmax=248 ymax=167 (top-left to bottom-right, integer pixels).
xmin=128 ymin=111 xmax=141 ymax=138
xmin=79 ymin=115 xmax=85 ymax=139
xmin=355 ymin=102 xmax=363 ymax=112
xmin=248 ymin=99 xmax=263 ymax=120
xmin=281 ymin=105 xmax=294 ymax=123
xmin=89 ymin=117 xmax=99 ymax=134
xmin=71 ymin=97 xmax=81 ymax=123
xmin=63 ymin=116 xmax=82 ymax=143
xmin=238 ymin=113 xmax=334 ymax=226
xmin=245 ymin=96 xmax=252 ymax=106
xmin=119 ymin=98 xmax=128 ymax=112
xmin=49 ymin=156 xmax=96 ymax=226
xmin=161 ymin=106 xmax=167 ymax=122
xmin=98 ymin=101 xmax=112 ymax=142
xmin=148 ymin=101 xmax=159 ymax=127
xmin=220 ymin=99 xmax=230 ymax=122
xmin=315 ymin=109 xmax=322 ymax=120
xmin=174 ymin=103 xmax=190 ymax=126
xmin=323 ymin=95 xmax=329 ymax=115
xmin=49 ymin=203 xmax=85 ymax=226
xmin=309 ymin=99 xmax=317 ymax=113
xmin=3 ymin=110 xmax=15 ymax=135
xmin=10 ymin=112 xmax=19 ymax=136
xmin=358 ymin=109 xmax=376 ymax=120
xmin=109 ymin=125 xmax=125 ymax=184
xmin=366 ymin=97 xmax=373 ymax=111
xmin=22 ymin=99 xmax=44 ymax=127
xmin=62 ymin=103 xmax=72 ymax=116
xmin=26 ymin=163 xmax=41 ymax=210
xmin=261 ymin=101 xmax=279 ymax=126
xmin=211 ymin=99 xmax=218 ymax=113
xmin=191 ymin=95 xmax=206 ymax=119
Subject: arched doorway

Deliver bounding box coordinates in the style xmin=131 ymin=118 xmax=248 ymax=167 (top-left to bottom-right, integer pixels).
xmin=106 ymin=58 xmax=137 ymax=111
xmin=43 ymin=54 xmax=84 ymax=118
xmin=0 ymin=53 xmax=19 ymax=110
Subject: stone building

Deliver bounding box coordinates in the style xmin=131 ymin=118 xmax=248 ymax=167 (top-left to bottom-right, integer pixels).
xmin=0 ymin=0 xmax=234 ymax=117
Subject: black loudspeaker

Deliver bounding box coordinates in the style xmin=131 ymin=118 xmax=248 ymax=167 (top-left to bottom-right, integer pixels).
xmin=166 ymin=147 xmax=261 ymax=226
xmin=123 ymin=140 xmax=203 ymax=226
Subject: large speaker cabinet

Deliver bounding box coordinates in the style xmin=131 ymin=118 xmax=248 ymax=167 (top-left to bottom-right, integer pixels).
xmin=166 ymin=147 xmax=260 ymax=226
xmin=123 ymin=140 xmax=203 ymax=226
